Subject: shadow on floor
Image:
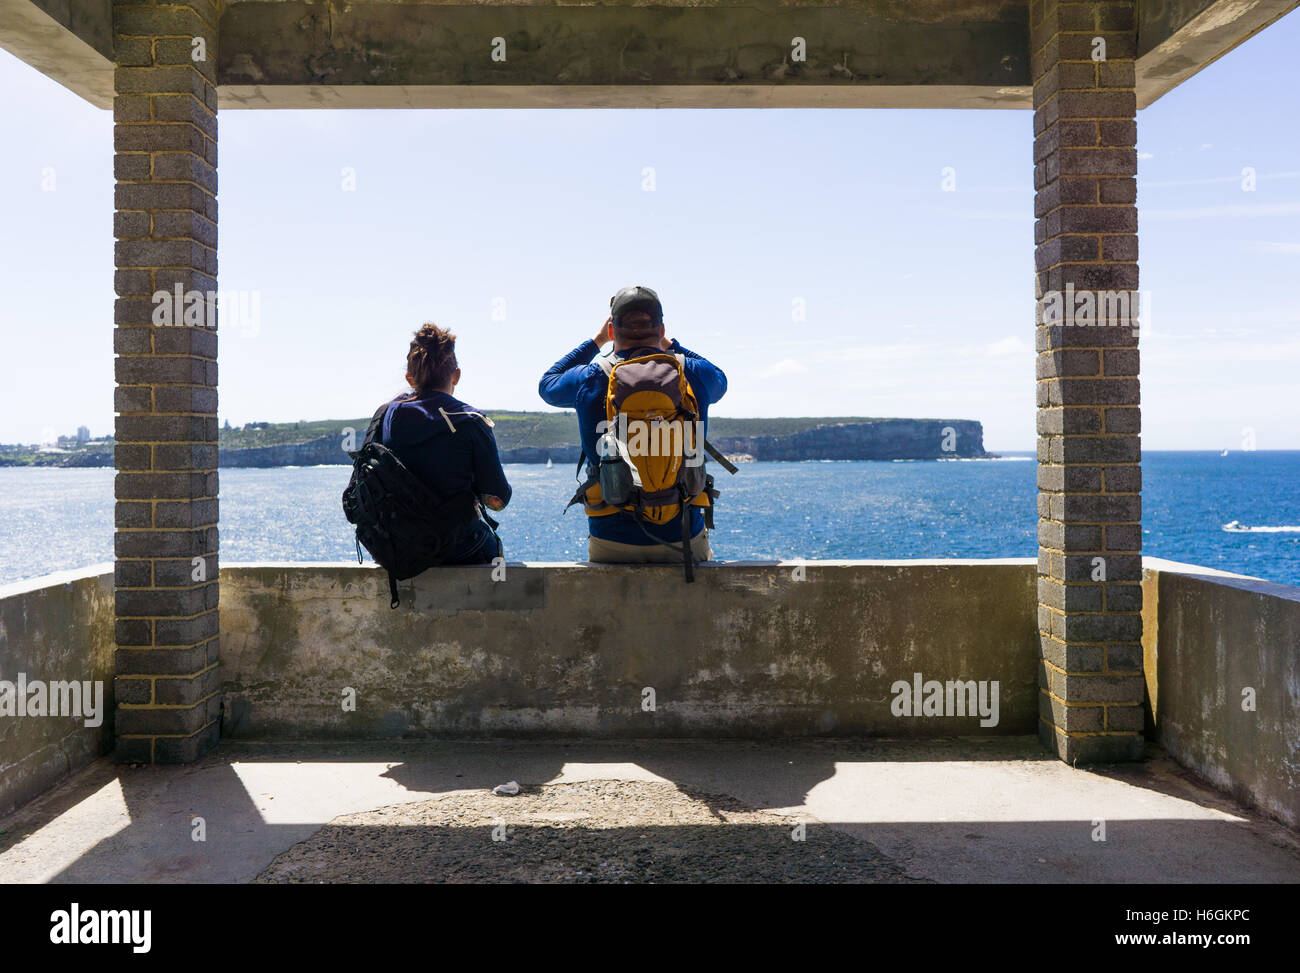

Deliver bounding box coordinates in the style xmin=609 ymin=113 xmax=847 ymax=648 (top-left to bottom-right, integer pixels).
xmin=0 ymin=736 xmax=1294 ymax=884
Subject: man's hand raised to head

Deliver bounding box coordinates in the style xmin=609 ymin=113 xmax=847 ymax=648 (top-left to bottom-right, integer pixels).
xmin=593 ymin=318 xmax=612 ymax=347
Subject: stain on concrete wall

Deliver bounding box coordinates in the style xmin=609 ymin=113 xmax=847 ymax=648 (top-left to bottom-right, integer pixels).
xmin=218 ymin=560 xmax=1041 ymax=740
xmin=1143 ymin=563 xmax=1300 ymax=829
xmin=29 ymin=0 xmax=113 ymax=58
xmin=218 ymin=2 xmax=1030 ymax=88
xmin=0 ymin=566 xmax=115 ymax=816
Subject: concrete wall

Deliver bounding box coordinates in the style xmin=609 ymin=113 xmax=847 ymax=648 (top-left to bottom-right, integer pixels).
xmin=0 ymin=564 xmax=115 ymax=816
xmin=1142 ymin=559 xmax=1300 ymax=829
xmin=7 ymin=557 xmax=1297 ymax=830
xmin=219 ymin=560 xmax=1041 ymax=740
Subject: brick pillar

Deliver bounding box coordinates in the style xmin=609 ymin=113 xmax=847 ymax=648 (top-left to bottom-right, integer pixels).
xmin=1032 ymin=0 xmax=1144 ymax=763
xmin=112 ymin=1 xmax=221 ymax=763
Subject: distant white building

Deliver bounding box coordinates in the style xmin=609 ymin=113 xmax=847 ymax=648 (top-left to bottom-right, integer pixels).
xmin=76 ymin=426 xmax=90 ymax=445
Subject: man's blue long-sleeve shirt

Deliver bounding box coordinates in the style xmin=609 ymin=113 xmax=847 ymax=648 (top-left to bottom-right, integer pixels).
xmin=538 ymin=339 xmax=727 ymax=545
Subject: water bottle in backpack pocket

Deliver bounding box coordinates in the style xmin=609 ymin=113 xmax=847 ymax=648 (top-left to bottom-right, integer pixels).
xmin=596 ymin=430 xmax=634 ymax=507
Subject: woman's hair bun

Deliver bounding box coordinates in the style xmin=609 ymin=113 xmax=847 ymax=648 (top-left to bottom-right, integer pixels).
xmin=407 ymin=322 xmax=458 ymax=393
xmin=415 ymin=323 xmax=455 ymax=357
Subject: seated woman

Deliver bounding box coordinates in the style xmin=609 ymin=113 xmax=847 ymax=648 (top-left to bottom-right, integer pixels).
xmin=379 ymin=322 xmax=511 ymax=564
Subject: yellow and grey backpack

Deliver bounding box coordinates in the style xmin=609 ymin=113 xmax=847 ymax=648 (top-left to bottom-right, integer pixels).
xmin=566 ymin=350 xmax=735 ymax=581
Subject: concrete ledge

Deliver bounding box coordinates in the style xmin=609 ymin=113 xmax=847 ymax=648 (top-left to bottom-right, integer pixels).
xmin=1137 ymin=0 xmax=1300 ymax=108
xmin=0 ymin=563 xmax=115 ymax=816
xmin=0 ymin=0 xmax=112 ymax=107
xmin=1142 ymin=558 xmax=1300 ymax=829
xmin=219 ymin=559 xmax=1041 ymax=740
xmin=4 ymin=0 xmax=1298 ymax=112
xmin=219 ymin=83 xmax=1034 ymax=110
xmin=215 ymin=0 xmax=1030 ymax=106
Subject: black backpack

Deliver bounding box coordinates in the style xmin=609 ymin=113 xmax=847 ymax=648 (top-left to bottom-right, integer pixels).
xmin=342 ymin=402 xmax=490 ymax=608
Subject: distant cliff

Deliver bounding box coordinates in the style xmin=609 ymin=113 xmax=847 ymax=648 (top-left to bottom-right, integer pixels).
xmin=219 ymin=438 xmax=584 ymax=467
xmin=710 ymin=419 xmax=989 ymax=462
xmin=217 ymin=419 xmax=989 ymax=467
xmin=220 ymin=437 xmax=353 ymax=468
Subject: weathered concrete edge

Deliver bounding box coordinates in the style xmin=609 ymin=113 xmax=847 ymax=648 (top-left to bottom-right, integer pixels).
xmin=1142 ymin=555 xmax=1300 ymax=601
xmin=0 ymin=0 xmax=113 ymax=108
xmin=1137 ymin=0 xmax=1300 ymax=109
xmin=223 ymin=557 xmax=1040 ymax=569
xmin=0 ymin=562 xmax=114 ymax=600
xmin=5 ymin=0 xmax=1298 ymax=113
xmin=218 ymin=83 xmax=1034 ymax=110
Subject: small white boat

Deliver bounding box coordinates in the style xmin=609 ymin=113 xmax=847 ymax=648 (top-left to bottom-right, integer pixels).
xmin=1220 ymin=449 xmax=1228 ymax=457
xmin=546 ymin=457 xmax=553 ymax=468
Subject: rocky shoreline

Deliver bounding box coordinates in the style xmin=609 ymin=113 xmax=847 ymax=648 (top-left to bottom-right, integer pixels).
xmin=220 ymin=418 xmax=991 ymax=467
xmin=5 ymin=419 xmax=991 ymax=468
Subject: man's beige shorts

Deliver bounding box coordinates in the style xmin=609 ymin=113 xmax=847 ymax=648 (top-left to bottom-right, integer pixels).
xmin=587 ymin=531 xmax=713 ymax=564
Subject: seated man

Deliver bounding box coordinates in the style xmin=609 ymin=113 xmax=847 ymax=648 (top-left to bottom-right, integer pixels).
xmin=538 ymin=286 xmax=727 ymax=564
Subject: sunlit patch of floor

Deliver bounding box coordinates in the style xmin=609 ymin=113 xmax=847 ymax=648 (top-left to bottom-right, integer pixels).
xmin=254 ymin=779 xmax=924 ymax=884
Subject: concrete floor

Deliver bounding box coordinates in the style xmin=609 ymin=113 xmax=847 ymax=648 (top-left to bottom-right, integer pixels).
xmin=1 ymin=736 xmax=1297 ymax=883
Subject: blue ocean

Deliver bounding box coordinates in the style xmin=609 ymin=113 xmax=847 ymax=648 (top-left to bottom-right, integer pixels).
xmin=1 ymin=451 xmax=1298 ymax=588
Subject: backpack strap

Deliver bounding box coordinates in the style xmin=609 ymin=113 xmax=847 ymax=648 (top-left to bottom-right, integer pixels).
xmin=704 ymin=439 xmax=740 ymax=475
xmin=358 ymin=401 xmax=391 ymax=454
xmin=607 ymin=428 xmax=644 ymax=489
xmin=702 ymin=473 xmax=718 ymax=529
xmin=437 ymin=407 xmax=497 ymax=432
xmin=597 ymin=351 xmax=683 ymax=372
xmin=680 ymin=485 xmax=694 ymax=583
xmin=621 ymin=502 xmax=696 ymax=582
